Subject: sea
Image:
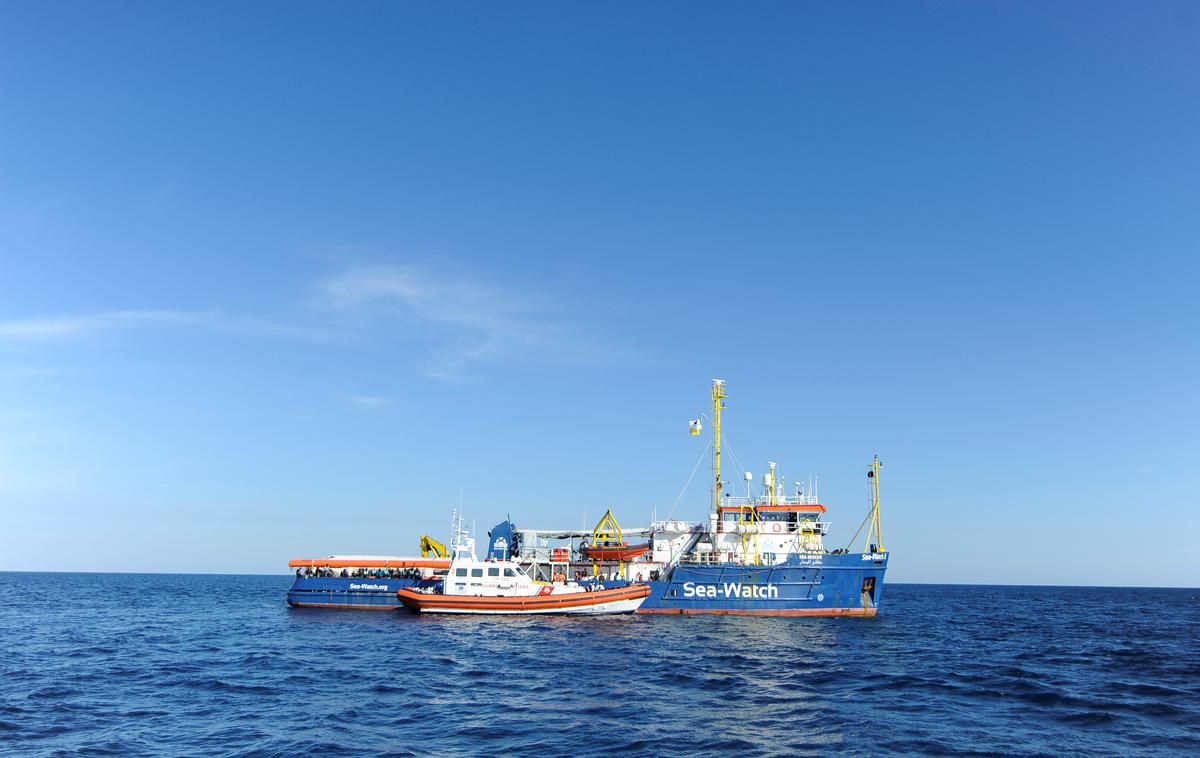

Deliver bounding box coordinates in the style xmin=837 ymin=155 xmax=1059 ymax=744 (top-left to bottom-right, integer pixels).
xmin=1 ymin=573 xmax=1197 ymax=757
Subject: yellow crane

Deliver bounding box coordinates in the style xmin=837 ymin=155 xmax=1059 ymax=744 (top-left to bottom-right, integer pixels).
xmin=419 ymin=535 xmax=448 ymax=559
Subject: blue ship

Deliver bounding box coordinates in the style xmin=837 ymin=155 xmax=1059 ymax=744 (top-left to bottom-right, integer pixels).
xmin=482 ymin=516 xmax=887 ymax=618
xmin=287 ymin=558 xmax=444 ymax=609
xmin=636 ymin=553 xmax=886 ymax=616
xmin=287 ymin=379 xmax=889 ymax=616
xmin=480 ymin=379 xmax=889 ymax=616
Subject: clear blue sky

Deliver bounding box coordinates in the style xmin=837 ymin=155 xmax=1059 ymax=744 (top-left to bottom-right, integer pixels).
xmin=1 ymin=2 xmax=1196 ymax=585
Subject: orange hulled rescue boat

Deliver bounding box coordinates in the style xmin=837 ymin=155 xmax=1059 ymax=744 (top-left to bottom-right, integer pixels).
xmin=397 ymin=517 xmax=650 ymax=615
xmin=577 ymin=509 xmax=650 ymax=562
xmin=578 ymin=541 xmax=650 ymax=562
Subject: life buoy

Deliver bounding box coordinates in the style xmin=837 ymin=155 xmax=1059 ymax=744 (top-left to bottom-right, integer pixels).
xmin=772 ymin=523 xmax=782 ymax=533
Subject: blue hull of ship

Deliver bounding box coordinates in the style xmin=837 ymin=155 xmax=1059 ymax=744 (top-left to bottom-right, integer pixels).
xmin=286 ymin=577 xmax=437 ymax=610
xmin=638 ymin=552 xmax=888 ymax=616
xmin=286 ymin=553 xmax=888 ymax=616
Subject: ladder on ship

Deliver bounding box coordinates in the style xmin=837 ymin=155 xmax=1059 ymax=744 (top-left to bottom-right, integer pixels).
xmin=738 ymin=505 xmax=760 ymax=565
xmin=662 ymin=528 xmax=706 ymax=576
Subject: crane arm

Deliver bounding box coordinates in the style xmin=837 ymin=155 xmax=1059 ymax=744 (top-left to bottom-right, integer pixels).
xmin=419 ymin=535 xmax=448 ymax=558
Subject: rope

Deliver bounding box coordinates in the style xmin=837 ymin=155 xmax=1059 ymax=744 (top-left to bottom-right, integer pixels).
xmin=844 ymin=504 xmax=873 ymax=552
xmin=665 ymin=439 xmax=711 ymax=520
xmin=720 ymin=433 xmax=748 ymax=485
xmin=698 ymin=410 xmax=748 ymax=494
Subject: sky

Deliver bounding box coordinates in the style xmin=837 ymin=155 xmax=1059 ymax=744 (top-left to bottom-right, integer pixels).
xmin=1 ymin=2 xmax=1197 ymax=586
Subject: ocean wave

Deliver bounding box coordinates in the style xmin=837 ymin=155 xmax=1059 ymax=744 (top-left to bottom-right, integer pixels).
xmin=2 ymin=574 xmax=1198 ymax=757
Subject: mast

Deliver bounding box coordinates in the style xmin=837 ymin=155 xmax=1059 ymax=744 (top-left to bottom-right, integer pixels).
xmin=864 ymin=455 xmax=884 ymax=552
xmin=712 ymin=379 xmax=727 ymax=511
xmin=767 ymin=461 xmax=777 ymax=506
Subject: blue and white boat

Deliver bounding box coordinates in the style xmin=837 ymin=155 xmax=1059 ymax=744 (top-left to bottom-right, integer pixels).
xmin=286 ymin=379 xmax=889 ymax=616
xmin=485 ymin=379 xmax=889 ymax=617
xmin=286 ymin=555 xmax=446 ymax=610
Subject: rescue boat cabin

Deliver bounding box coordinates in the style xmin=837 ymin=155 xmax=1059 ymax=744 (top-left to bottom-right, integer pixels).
xmin=444 ymin=556 xmax=545 ymax=597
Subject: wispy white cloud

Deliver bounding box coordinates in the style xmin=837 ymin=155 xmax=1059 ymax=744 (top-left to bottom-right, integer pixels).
xmin=0 ymin=309 xmax=344 ymax=346
xmin=0 ymin=310 xmax=193 ymax=341
xmin=347 ymin=394 xmax=391 ymax=408
xmin=320 ymin=264 xmax=590 ymax=378
xmin=0 ymin=262 xmax=619 ymax=380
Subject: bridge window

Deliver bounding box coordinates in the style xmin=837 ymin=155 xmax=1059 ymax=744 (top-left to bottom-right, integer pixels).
xmin=470 ymin=568 xmax=483 ymax=578
xmin=487 ymin=567 xmax=500 ymax=577
xmin=455 ymin=568 xmax=467 ymax=577
xmin=504 ymin=568 xmax=516 ymax=577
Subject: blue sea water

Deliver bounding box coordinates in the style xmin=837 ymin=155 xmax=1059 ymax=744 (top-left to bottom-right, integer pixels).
xmin=1 ymin=574 xmax=1197 ymax=757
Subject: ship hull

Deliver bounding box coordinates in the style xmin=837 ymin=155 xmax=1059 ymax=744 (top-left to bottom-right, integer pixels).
xmin=286 ymin=555 xmax=888 ymax=616
xmin=396 ymin=584 xmax=651 ymax=615
xmin=286 ymin=577 xmax=438 ymax=610
xmin=636 ymin=552 xmax=887 ymax=616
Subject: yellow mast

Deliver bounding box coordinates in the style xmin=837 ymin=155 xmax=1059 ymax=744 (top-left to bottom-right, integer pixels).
xmin=864 ymin=455 xmax=884 ymax=553
xmin=712 ymin=379 xmax=727 ymax=511
xmin=767 ymin=461 xmax=777 ymax=506
xmin=713 ymin=378 xmax=757 ymax=565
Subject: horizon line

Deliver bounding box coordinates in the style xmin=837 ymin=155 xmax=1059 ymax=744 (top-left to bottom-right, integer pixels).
xmin=0 ymin=569 xmax=1195 ymax=591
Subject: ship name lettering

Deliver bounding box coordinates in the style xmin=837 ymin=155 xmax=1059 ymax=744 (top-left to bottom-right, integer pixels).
xmin=681 ymin=582 xmax=778 ymax=599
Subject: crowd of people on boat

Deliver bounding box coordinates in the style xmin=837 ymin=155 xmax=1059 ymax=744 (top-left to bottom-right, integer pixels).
xmin=296 ymin=566 xmax=423 ymax=580
xmin=296 ymin=565 xmax=655 ymax=583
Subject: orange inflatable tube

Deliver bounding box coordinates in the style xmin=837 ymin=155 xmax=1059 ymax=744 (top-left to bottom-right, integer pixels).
xmin=288 ymin=558 xmax=452 ymax=569
xmin=397 ymin=583 xmax=650 ymax=612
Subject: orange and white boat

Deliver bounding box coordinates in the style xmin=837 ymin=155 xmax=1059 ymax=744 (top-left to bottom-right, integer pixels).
xmin=397 ymin=581 xmax=649 ymax=615
xmin=579 ymin=540 xmax=650 ymax=562
xmin=396 ymin=522 xmax=650 ymax=615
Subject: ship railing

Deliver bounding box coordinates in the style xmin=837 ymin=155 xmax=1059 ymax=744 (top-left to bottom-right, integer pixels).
xmin=522 ymin=546 xmax=574 ymax=565
xmin=721 ymin=494 xmax=822 ymax=507
xmin=716 ymin=520 xmax=828 ymax=535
